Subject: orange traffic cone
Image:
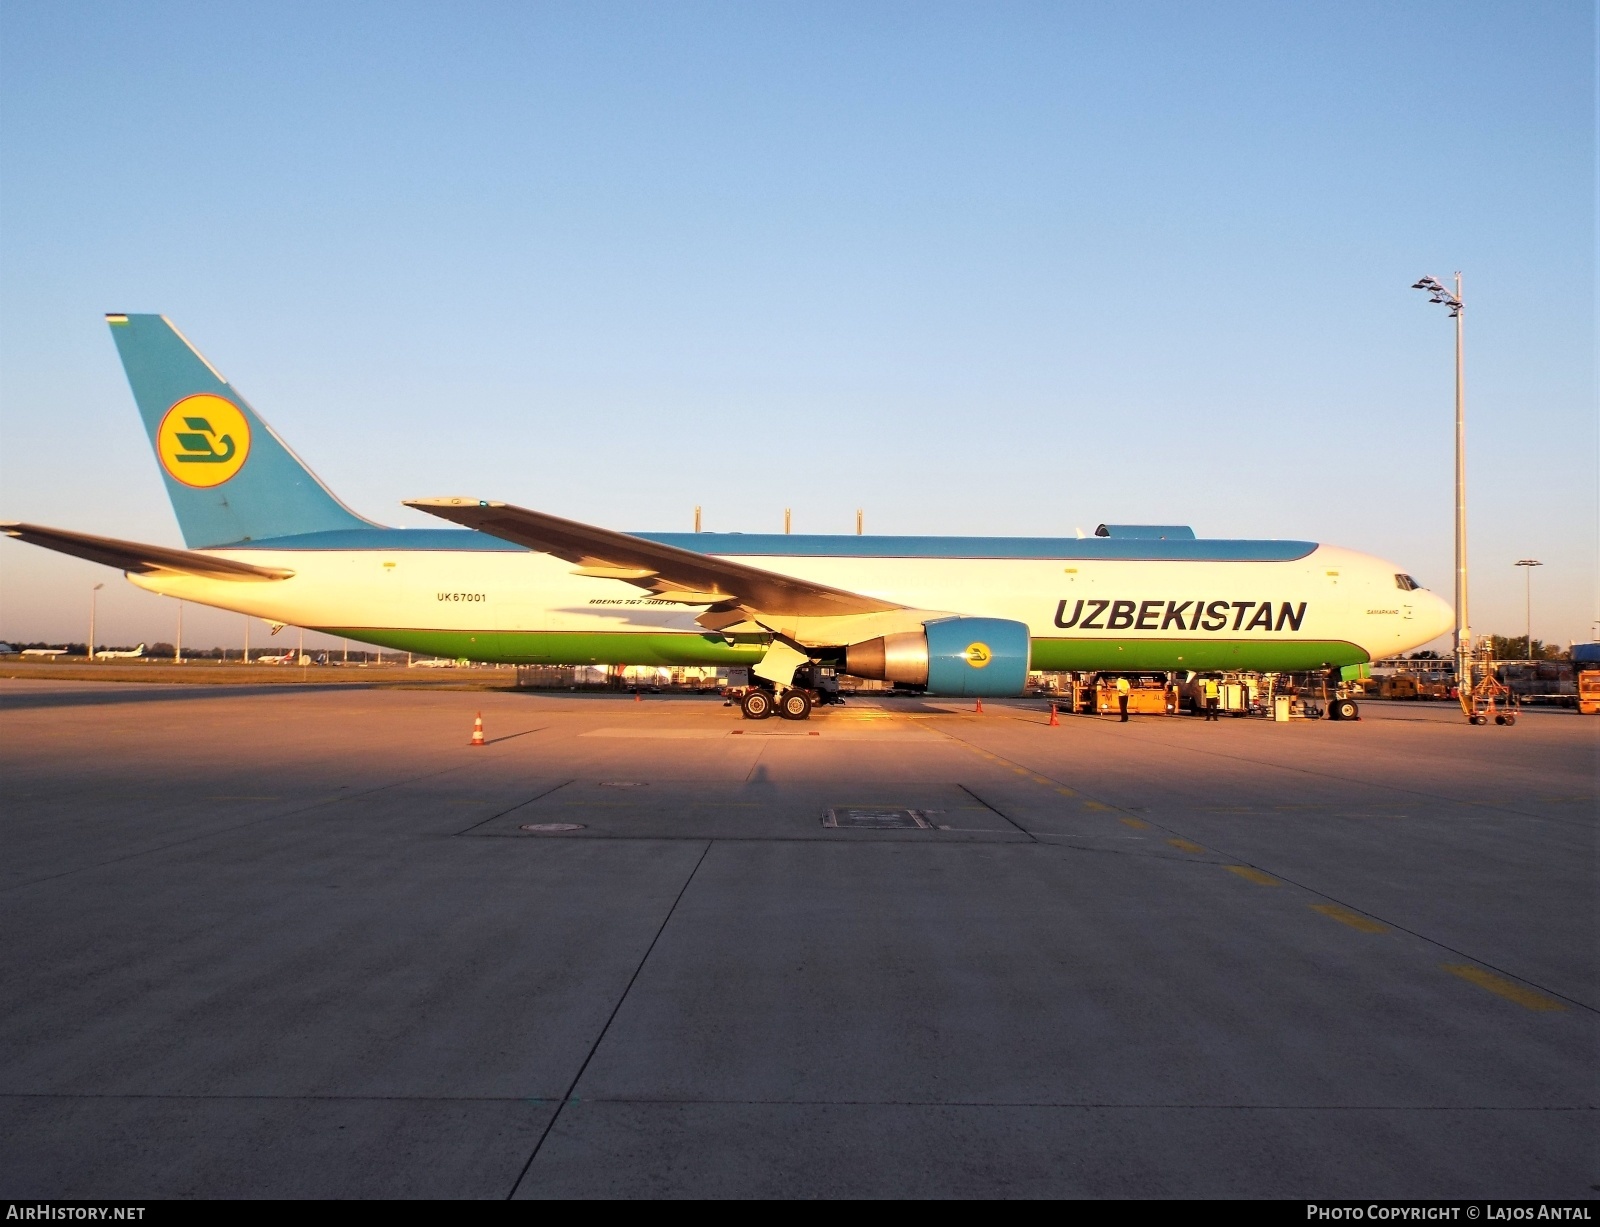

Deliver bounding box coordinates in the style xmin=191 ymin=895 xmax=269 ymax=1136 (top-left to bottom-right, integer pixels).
xmin=635 ymin=689 xmax=642 ymax=702
xmin=1049 ymin=702 xmax=1060 ymax=726
xmin=470 ymin=713 xmax=485 ymax=747
xmin=975 ymin=698 xmax=984 ymax=714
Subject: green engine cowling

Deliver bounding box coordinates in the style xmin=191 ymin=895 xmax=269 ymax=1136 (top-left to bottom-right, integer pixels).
xmin=843 ymin=616 xmax=1031 ymax=696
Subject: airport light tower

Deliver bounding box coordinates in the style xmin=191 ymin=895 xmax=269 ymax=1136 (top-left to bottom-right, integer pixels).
xmin=1515 ymin=559 xmax=1542 ymax=660
xmin=89 ymin=582 xmax=103 ymax=662
xmin=1411 ymin=273 xmax=1469 ymax=687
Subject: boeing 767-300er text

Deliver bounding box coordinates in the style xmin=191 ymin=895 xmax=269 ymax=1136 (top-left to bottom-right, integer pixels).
xmin=3 ymin=314 xmax=1453 ymax=719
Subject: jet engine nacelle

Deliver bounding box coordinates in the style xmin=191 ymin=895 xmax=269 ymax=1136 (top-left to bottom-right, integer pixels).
xmin=844 ymin=616 xmax=1031 ymax=696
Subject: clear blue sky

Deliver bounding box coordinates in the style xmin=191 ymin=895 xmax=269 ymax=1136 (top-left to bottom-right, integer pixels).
xmin=1 ymin=1 xmax=1593 ymax=650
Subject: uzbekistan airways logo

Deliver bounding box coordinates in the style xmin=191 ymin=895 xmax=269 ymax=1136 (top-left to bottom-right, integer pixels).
xmin=964 ymin=642 xmax=992 ymax=668
xmin=157 ymin=394 xmax=250 ymax=488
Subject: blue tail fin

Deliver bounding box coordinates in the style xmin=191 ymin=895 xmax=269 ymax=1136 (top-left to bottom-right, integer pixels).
xmin=107 ymin=313 xmax=376 ymax=547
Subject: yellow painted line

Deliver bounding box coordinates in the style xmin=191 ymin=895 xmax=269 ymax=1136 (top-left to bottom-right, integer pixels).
xmin=1226 ymin=865 xmax=1281 ymax=886
xmin=1441 ymin=965 xmax=1566 ymax=1012
xmin=1167 ymin=837 xmax=1207 ymax=854
xmin=1119 ymin=816 xmax=1150 ymax=830
xmin=1082 ymin=800 xmax=1112 ymax=812
xmin=1310 ymin=903 xmax=1388 ymax=933
xmin=1055 ymin=786 xmax=1078 ymax=797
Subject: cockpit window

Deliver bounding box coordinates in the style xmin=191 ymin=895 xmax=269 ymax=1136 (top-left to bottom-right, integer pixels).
xmin=1394 ymin=574 xmax=1421 ymax=591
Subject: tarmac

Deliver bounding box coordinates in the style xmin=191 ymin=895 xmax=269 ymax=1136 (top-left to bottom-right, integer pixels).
xmin=1 ymin=679 xmax=1593 ymax=1198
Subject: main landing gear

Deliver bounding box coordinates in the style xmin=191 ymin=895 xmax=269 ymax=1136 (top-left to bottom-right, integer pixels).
xmin=739 ymin=689 xmax=773 ymax=720
xmin=739 ymin=684 xmax=815 ymax=721
xmin=734 ymin=663 xmax=838 ymax=721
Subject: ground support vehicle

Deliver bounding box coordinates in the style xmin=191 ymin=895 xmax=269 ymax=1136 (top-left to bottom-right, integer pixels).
xmin=1094 ymin=676 xmax=1178 ymax=716
xmin=1459 ymin=650 xmax=1518 ymax=726
xmin=1176 ymin=672 xmax=1285 ymax=718
xmin=1264 ymin=670 xmax=1359 ymax=720
xmin=1580 ymin=669 xmax=1600 ymax=716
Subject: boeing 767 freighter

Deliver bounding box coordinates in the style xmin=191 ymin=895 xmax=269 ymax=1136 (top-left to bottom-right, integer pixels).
xmin=3 ymin=314 xmax=1453 ymax=719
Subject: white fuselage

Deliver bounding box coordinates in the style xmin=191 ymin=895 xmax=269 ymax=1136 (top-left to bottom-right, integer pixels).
xmin=125 ymin=537 xmax=1454 ymax=669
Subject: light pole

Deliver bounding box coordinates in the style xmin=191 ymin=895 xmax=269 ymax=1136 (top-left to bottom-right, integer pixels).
xmin=1515 ymin=559 xmax=1542 ymax=660
xmin=1412 ymin=273 xmax=1469 ymax=689
xmin=88 ymin=583 xmax=103 ymax=661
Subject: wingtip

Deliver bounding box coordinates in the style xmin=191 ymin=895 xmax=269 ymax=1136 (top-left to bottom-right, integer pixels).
xmin=404 ymin=497 xmax=497 ymax=509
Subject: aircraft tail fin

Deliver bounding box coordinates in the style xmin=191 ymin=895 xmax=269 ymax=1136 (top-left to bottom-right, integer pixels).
xmin=106 ymin=314 xmax=377 ymax=548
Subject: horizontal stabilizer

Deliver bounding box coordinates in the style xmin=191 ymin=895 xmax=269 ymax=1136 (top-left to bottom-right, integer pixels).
xmin=1 ymin=522 xmax=295 ymax=581
xmin=405 ymin=498 xmax=899 ymax=617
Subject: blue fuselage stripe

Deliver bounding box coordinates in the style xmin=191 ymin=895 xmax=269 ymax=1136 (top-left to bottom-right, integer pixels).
xmin=229 ymin=527 xmax=1317 ymax=562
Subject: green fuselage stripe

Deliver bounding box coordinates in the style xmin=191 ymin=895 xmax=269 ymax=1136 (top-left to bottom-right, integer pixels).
xmin=325 ymin=629 xmax=768 ymax=667
xmin=321 ymin=628 xmax=1368 ymax=673
xmin=1027 ymin=637 xmax=1367 ymax=672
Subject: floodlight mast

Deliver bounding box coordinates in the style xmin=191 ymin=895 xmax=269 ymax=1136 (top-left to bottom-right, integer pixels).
xmin=89 ymin=582 xmax=103 ymax=663
xmin=1515 ymin=559 xmax=1542 ymax=660
xmin=1412 ymin=273 xmax=1468 ymax=692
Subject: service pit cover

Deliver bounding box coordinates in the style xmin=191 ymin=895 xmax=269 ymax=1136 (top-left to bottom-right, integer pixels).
xmin=823 ymin=807 xmax=931 ymax=830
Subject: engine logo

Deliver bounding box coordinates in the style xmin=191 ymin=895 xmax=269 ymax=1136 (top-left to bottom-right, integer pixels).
xmin=964 ymin=641 xmax=992 ymax=668
xmin=157 ymin=394 xmax=250 ymax=488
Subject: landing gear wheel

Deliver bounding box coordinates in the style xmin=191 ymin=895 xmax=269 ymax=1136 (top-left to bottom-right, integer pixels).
xmin=1332 ymin=698 xmax=1359 ymax=721
xmin=778 ymin=689 xmax=813 ymax=721
xmin=741 ymin=689 xmax=774 ymax=720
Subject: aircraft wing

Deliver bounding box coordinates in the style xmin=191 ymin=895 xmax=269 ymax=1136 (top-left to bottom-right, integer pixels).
xmin=1 ymin=523 xmax=295 ymax=582
xmin=405 ymin=498 xmax=900 ymax=617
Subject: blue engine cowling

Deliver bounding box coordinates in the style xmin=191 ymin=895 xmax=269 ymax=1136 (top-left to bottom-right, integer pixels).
xmin=924 ymin=617 xmax=1031 ymax=696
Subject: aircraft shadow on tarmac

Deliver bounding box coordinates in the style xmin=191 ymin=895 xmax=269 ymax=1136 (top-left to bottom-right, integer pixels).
xmin=0 ymin=683 xmax=381 ymax=710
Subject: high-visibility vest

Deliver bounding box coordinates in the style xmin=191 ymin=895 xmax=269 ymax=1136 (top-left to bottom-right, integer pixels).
xmin=1116 ymin=678 xmax=1130 ymax=694
xmin=1203 ymin=679 xmax=1219 ymax=698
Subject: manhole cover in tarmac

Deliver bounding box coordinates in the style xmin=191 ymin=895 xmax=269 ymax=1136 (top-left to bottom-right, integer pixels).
xmin=824 ymin=807 xmax=931 ymax=830
xmin=599 ymin=781 xmax=647 ymax=788
xmin=520 ymin=823 xmax=585 ymax=833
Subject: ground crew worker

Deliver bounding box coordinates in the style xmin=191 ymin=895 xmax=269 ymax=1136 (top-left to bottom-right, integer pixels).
xmin=1203 ymin=676 xmax=1221 ymax=721
xmin=1116 ymin=675 xmax=1131 ymax=722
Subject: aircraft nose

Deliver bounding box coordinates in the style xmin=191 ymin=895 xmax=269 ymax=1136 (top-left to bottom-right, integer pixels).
xmin=1420 ymin=590 xmax=1455 ymax=642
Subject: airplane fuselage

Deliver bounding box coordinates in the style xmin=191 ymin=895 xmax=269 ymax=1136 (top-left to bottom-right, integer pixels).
xmin=125 ymin=528 xmax=1454 ymax=673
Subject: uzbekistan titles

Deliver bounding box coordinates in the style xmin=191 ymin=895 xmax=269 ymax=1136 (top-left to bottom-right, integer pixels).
xmin=1055 ymin=599 xmax=1307 ymax=633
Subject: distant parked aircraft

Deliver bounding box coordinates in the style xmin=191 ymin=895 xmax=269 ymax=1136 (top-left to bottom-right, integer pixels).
xmin=21 ymin=647 xmax=73 ymax=657
xmin=252 ymin=651 xmax=297 ymax=664
xmin=94 ymin=643 xmax=146 ymax=659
